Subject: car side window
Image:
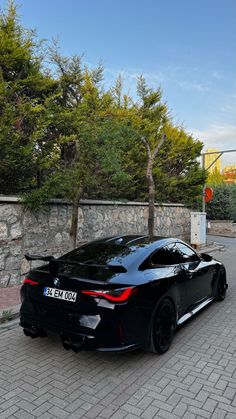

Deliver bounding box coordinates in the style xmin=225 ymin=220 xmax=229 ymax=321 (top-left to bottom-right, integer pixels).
xmin=173 ymin=243 xmax=199 ymax=264
xmin=150 ymin=246 xmax=176 ymax=266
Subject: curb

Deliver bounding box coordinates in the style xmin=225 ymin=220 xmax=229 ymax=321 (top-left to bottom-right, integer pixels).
xmin=203 ymin=245 xmax=225 ymax=253
xmin=0 ymin=317 xmax=19 ymax=332
xmin=208 ymin=233 xmax=236 ymax=238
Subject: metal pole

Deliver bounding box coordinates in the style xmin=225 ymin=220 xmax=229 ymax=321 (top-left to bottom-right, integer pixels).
xmin=200 ymin=148 xmax=236 ymax=244
xmin=201 ymin=148 xmax=236 ymax=211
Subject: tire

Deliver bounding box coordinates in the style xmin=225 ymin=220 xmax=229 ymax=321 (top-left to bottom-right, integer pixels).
xmin=215 ymin=269 xmax=227 ymax=301
xmin=150 ymin=299 xmax=176 ymax=354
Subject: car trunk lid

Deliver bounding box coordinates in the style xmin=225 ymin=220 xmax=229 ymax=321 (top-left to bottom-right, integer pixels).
xmin=24 ymin=258 xmax=128 ymax=313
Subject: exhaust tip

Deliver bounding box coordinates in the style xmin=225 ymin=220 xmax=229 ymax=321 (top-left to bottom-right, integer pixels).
xmin=71 ymin=342 xmax=84 ymax=353
xmin=62 ymin=338 xmax=72 ymax=350
xmin=23 ymin=328 xmax=30 ymax=337
xmin=23 ymin=327 xmax=47 ymax=339
xmin=62 ymin=336 xmax=84 ymax=352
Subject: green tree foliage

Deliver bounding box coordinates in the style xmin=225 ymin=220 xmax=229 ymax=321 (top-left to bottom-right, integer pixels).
xmin=207 ymin=169 xmax=225 ymax=186
xmin=23 ymin=46 xmax=137 ymax=244
xmin=0 ymin=1 xmax=57 ymax=193
xmin=110 ymin=79 xmax=206 ymax=208
xmin=229 ymin=185 xmax=236 ymax=222
xmin=154 ymin=124 xmax=206 ymax=206
xmin=0 ymin=2 xmax=207 ymax=243
xmin=206 ymin=184 xmax=236 ymax=222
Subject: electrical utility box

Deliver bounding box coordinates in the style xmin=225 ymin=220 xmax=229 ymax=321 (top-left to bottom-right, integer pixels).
xmin=191 ymin=212 xmax=206 ymax=246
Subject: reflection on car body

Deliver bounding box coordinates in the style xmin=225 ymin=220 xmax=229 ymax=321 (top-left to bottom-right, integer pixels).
xmin=20 ymin=235 xmax=227 ymax=354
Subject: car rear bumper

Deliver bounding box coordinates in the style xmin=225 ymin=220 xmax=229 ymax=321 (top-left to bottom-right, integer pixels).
xmin=20 ymin=316 xmax=142 ymax=352
xmin=19 ymin=294 xmax=147 ymax=352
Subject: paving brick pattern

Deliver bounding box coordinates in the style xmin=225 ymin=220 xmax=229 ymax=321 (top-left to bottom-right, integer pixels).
xmin=0 ymin=248 xmax=236 ymax=419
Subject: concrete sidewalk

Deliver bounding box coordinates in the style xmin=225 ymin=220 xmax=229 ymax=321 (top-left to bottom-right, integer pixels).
xmin=0 ymin=241 xmax=225 ymax=321
xmin=0 ymin=284 xmax=21 ymax=320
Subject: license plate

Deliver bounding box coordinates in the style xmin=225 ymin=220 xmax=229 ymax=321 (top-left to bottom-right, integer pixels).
xmin=43 ymin=287 xmax=77 ymax=302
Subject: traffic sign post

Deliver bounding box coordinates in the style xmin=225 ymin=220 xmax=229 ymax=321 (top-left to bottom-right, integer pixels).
xmin=201 ymin=148 xmax=236 ymax=244
xmin=204 ymin=187 xmax=213 ymax=203
xmin=201 ymin=148 xmax=236 ymax=213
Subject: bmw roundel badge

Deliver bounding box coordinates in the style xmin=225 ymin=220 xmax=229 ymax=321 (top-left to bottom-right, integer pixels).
xmin=53 ymin=278 xmax=60 ymax=287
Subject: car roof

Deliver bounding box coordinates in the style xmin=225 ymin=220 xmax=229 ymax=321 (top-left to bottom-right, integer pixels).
xmin=88 ymin=234 xmax=170 ymax=249
xmin=97 ymin=234 xmax=180 ymax=248
xmin=70 ymin=234 xmax=180 ymax=271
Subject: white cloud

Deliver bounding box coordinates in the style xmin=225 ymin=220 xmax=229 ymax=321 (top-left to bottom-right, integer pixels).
xmin=104 ymin=65 xmax=212 ymax=96
xmin=102 ymin=65 xmax=235 ymax=168
xmin=220 ymin=103 xmax=236 ymax=113
xmin=177 ymin=80 xmax=210 ymax=93
xmin=212 ymin=71 xmax=224 ymax=80
xmin=190 ymin=123 xmax=236 ymax=167
xmin=104 ymin=67 xmax=168 ymax=86
xmin=103 ymin=67 xmax=170 ymax=100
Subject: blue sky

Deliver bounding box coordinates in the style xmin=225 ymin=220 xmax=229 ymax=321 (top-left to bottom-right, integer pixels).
xmin=13 ymin=0 xmax=236 ymax=167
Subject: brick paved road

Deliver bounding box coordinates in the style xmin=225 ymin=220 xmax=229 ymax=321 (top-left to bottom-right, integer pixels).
xmin=0 ymin=248 xmax=235 ymax=419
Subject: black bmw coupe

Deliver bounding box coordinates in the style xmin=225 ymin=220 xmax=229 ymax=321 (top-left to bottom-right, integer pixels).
xmin=20 ymin=235 xmax=227 ymax=354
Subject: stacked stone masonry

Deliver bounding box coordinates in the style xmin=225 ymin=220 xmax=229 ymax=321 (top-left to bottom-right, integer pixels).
xmin=209 ymin=220 xmax=236 ymax=237
xmin=0 ymin=197 xmax=191 ymax=287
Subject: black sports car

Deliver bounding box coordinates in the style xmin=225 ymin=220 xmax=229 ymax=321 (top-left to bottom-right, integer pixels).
xmin=20 ymin=235 xmax=227 ymax=354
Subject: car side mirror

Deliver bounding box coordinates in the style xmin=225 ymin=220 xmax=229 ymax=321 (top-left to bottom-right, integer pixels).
xmin=188 ymin=259 xmax=201 ymax=270
xmin=200 ymin=253 xmax=212 ymax=262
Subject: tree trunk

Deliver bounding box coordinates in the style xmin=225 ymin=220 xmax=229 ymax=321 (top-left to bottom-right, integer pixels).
xmin=70 ymin=189 xmax=81 ymax=249
xmin=36 ymin=168 xmax=41 ymax=189
xmin=147 ymin=160 xmax=155 ymax=238
xmin=141 ymin=134 xmax=166 ymax=238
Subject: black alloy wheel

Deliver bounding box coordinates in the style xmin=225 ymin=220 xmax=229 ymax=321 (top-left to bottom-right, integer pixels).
xmin=151 ymin=299 xmax=176 ymax=354
xmin=215 ymin=270 xmax=227 ymax=301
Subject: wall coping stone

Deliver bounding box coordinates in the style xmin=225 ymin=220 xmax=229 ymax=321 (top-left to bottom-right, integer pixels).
xmin=210 ymin=220 xmax=234 ymax=223
xmin=0 ymin=196 xmax=186 ymax=208
xmin=0 ymin=196 xmax=191 ymax=286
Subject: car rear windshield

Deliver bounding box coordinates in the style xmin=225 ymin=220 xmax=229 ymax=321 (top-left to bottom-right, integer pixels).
xmin=57 ymin=243 xmax=131 ymax=280
xmin=63 ymin=243 xmax=131 ymax=264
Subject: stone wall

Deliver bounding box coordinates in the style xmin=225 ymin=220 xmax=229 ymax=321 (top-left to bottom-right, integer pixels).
xmin=209 ymin=220 xmax=236 ymax=237
xmin=0 ymin=197 xmax=192 ymax=287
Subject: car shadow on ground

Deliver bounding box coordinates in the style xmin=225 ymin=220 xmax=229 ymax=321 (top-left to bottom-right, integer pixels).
xmin=19 ymin=298 xmax=221 ymax=367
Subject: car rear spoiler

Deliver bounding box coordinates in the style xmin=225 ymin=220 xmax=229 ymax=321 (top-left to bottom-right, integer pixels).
xmin=25 ymin=254 xmax=55 ymax=262
xmin=25 ymin=254 xmax=127 ymax=274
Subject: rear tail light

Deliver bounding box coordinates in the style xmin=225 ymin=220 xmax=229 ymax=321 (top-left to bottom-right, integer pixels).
xmin=23 ymin=278 xmax=39 ymax=285
xmin=81 ymin=287 xmax=138 ymax=303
